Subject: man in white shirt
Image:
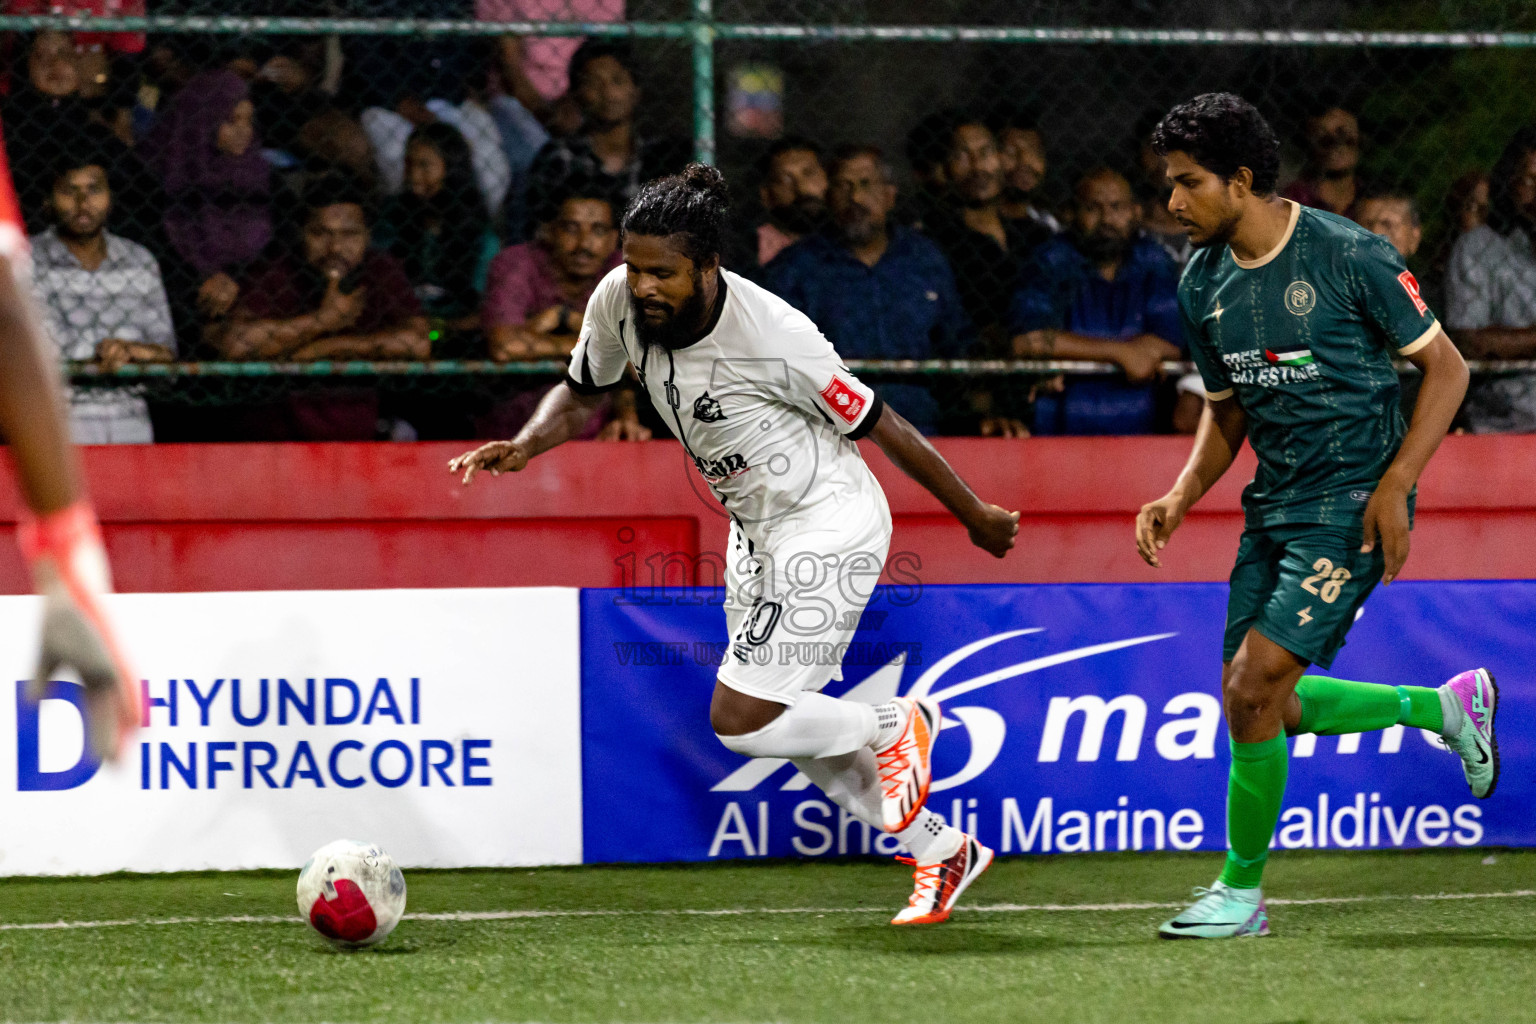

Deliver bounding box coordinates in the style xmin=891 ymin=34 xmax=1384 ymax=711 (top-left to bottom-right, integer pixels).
xmin=1445 ymin=126 xmax=1536 ymax=432
xmin=30 ymin=156 xmax=176 ymax=444
xmin=452 ymin=164 xmax=1019 ymax=925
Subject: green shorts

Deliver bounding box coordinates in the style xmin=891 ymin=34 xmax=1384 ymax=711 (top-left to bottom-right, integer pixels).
xmin=1222 ymin=523 xmax=1387 ymax=669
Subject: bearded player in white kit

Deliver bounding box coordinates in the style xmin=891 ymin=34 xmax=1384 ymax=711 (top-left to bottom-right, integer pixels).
xmin=451 ymin=164 xmax=1019 ymax=924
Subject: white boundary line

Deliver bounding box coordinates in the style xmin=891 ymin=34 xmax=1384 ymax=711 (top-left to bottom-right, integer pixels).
xmin=2 ymin=889 xmax=1531 ymax=932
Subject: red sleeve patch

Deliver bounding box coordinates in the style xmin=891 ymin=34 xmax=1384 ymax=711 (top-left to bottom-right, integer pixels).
xmin=1398 ymin=270 xmax=1429 ymax=315
xmin=818 ymin=375 xmax=866 ymax=425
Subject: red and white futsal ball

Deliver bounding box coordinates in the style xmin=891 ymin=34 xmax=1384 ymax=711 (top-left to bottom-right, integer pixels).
xmin=297 ymin=839 xmax=407 ymax=947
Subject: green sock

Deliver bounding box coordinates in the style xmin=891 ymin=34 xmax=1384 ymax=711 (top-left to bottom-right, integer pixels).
xmin=1294 ymin=675 xmax=1443 ymax=735
xmin=1218 ymin=735 xmax=1288 ymax=890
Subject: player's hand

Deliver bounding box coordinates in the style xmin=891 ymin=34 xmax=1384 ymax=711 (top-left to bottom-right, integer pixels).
xmin=20 ymin=504 xmax=139 ymax=764
xmin=966 ymin=503 xmax=1020 ymax=559
xmin=1117 ymin=335 xmax=1183 ymax=383
xmin=317 ymin=269 xmax=366 ymax=334
xmin=448 ymin=440 xmax=529 ymax=486
xmin=1360 ymin=479 xmax=1411 ymax=583
xmin=1136 ymin=491 xmax=1188 ymax=568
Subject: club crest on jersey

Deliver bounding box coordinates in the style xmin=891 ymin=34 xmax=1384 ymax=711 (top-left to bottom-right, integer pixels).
xmin=1285 ymin=280 xmax=1317 ymax=316
xmin=818 ymin=375 xmax=865 ymax=425
xmin=693 ymin=391 xmax=726 ymax=422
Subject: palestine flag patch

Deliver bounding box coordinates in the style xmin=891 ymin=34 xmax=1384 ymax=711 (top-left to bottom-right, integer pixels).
xmin=1264 ymin=348 xmax=1315 ymax=367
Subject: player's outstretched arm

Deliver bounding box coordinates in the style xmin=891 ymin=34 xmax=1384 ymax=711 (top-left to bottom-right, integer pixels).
xmin=449 ymin=380 xmax=610 ymax=486
xmin=1362 ymin=329 xmax=1469 ymax=583
xmin=865 ymin=404 xmax=1019 ymax=559
xmin=1136 ymin=395 xmax=1246 ymax=568
xmin=0 ymin=253 xmax=139 ymax=762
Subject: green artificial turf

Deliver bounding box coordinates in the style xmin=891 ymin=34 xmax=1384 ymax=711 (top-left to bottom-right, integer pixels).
xmin=1 ymin=849 xmax=1533 ymax=1023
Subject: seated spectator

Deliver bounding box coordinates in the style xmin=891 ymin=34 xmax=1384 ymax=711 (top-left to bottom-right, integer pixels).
xmin=376 ymin=122 xmax=500 ymax=334
xmin=210 ymin=177 xmax=428 ymax=363
xmin=763 ymin=145 xmax=968 ymax=435
xmin=359 ymin=39 xmax=512 ymax=219
xmin=477 ymin=0 xmax=625 ymax=128
xmin=5 ymin=30 xmax=153 ymax=236
xmin=251 ymin=38 xmax=377 ymax=190
xmin=1445 ymin=126 xmax=1536 ymax=433
xmin=201 ymin=177 xmax=429 ymax=442
xmin=908 ymin=109 xmax=1051 ymax=345
xmin=744 ymin=136 xmax=827 ymax=273
xmin=1282 ymin=101 xmax=1363 ymax=219
xmin=992 ymin=106 xmax=1061 ymax=234
xmin=483 ymin=179 xmax=621 ymax=361
xmin=29 ymin=153 xmax=175 ymax=444
xmin=1356 ymin=190 xmax=1423 ymax=259
xmin=476 ymin=179 xmax=642 ymax=440
xmin=1431 ymin=170 xmax=1492 ymax=306
xmin=526 ymin=40 xmax=688 ymax=225
xmin=141 ymin=68 xmax=274 ymax=331
xmin=1010 ymin=168 xmax=1183 ymax=435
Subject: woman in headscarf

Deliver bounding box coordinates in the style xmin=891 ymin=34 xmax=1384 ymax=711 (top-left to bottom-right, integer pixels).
xmin=143 ymin=67 xmax=274 ymax=332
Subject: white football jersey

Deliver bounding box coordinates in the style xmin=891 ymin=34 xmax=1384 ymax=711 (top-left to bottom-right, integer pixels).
xmin=566 ymin=266 xmax=888 ymax=543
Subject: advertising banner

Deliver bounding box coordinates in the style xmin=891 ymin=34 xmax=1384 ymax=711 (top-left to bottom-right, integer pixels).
xmin=581 ymin=582 xmax=1533 ymax=863
xmin=0 ymin=587 xmax=583 ymax=875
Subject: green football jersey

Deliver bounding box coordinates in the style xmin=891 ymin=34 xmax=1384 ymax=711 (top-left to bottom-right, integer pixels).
xmin=1179 ymin=201 xmax=1440 ymax=529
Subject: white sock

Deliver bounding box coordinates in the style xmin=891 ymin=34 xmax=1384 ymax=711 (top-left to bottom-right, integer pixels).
xmin=717 ymin=691 xmax=877 ymax=759
xmin=792 ymin=748 xmax=964 ymax=863
xmin=870 ymin=700 xmax=906 ymax=750
xmin=898 ymin=812 xmax=964 ymax=862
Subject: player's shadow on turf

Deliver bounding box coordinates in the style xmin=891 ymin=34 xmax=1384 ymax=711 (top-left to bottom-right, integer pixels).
xmin=1333 ymin=933 xmax=1536 ymax=950
xmin=774 ymin=925 xmax=1115 ymax=955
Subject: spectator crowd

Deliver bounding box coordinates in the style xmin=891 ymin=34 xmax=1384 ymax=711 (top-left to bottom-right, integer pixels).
xmin=4 ymin=28 xmax=1531 ymax=443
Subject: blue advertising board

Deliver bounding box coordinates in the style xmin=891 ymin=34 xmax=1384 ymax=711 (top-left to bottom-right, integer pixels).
xmin=580 ymin=582 xmax=1533 ymax=864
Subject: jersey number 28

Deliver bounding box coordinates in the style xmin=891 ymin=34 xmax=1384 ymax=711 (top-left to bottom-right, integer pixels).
xmin=1301 ymin=557 xmax=1352 ymax=604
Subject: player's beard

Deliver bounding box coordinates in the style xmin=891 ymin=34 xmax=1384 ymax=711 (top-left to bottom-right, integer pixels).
xmin=1187 ymin=206 xmax=1243 ymax=249
xmin=631 ymin=272 xmax=710 ymax=350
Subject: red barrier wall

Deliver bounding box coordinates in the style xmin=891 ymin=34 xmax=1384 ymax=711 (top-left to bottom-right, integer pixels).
xmin=0 ymin=434 xmax=1531 ymax=592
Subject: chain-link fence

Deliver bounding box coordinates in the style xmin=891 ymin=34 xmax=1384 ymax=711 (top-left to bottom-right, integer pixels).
xmin=7 ymin=2 xmax=1536 ymax=441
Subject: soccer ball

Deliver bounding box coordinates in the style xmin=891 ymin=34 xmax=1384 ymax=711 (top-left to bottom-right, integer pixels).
xmin=296 ymin=839 xmax=407 ymax=947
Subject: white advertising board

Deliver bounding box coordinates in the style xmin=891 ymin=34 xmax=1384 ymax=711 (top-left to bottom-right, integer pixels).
xmin=0 ymin=587 xmax=583 ymax=875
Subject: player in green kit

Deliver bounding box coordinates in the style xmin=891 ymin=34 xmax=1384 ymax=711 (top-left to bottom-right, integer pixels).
xmin=1135 ymin=94 xmax=1499 ymax=939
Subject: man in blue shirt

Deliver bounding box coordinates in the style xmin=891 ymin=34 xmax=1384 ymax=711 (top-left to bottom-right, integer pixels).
xmin=1010 ymin=167 xmax=1184 ymax=434
xmin=763 ymin=144 xmax=969 ymax=434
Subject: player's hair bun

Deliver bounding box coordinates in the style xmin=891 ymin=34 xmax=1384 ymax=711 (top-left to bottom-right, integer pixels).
xmin=680 ymin=162 xmax=729 ymax=205
xmin=623 ymin=162 xmax=731 ymax=265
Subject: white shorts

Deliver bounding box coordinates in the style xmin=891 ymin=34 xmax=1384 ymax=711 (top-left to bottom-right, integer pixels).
xmin=716 ymin=497 xmax=892 ymax=706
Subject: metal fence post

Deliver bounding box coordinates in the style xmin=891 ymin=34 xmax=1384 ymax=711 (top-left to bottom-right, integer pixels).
xmin=691 ymin=0 xmax=716 ymax=165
